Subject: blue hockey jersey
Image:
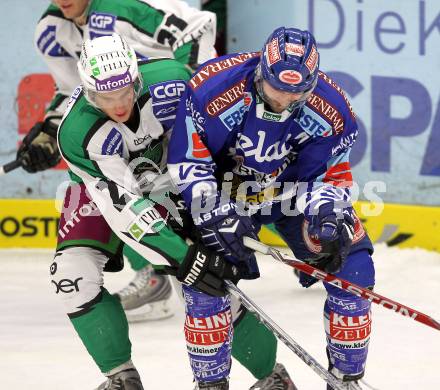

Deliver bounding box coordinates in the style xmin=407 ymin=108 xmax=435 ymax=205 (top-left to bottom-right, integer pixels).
xmin=167 ymin=52 xmax=358 ymax=224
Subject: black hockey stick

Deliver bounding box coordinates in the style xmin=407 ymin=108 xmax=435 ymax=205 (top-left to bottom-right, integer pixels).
xmin=244 ymin=237 xmax=440 ymax=332
xmin=225 ymin=280 xmax=360 ymax=390
xmin=0 ymin=159 xmax=21 ymax=175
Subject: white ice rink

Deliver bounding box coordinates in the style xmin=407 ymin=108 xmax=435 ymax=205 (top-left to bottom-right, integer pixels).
xmin=1 ymin=244 xmax=439 ymax=390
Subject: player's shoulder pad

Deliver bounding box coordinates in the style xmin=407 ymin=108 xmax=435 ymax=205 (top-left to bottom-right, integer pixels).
xmin=139 ymin=58 xmax=191 ymax=86
xmin=302 ymin=71 xmax=357 ymax=137
xmin=58 ymin=89 xmax=108 ymax=158
xmin=138 ymin=58 xmax=191 ymax=107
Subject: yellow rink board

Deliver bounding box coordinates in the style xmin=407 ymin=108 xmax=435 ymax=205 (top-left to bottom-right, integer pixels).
xmin=0 ymin=199 xmax=439 ymax=253
xmin=260 ymin=202 xmax=440 ymax=253
xmin=0 ymin=199 xmax=61 ymax=248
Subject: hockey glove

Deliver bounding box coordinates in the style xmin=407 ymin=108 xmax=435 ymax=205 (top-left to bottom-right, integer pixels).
xmin=307 ymin=203 xmax=355 ymax=274
xmin=199 ymin=202 xmax=258 ymax=263
xmin=166 ymin=194 xmax=197 ymax=241
xmin=161 ymin=241 xmax=241 ymax=296
xmin=17 ymin=120 xmax=61 ymax=173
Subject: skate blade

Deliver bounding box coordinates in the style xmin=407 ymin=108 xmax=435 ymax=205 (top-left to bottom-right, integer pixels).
xmin=125 ymin=299 xmax=174 ymax=323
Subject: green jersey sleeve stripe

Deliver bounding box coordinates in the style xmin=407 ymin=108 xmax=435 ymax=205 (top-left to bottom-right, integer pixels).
xmin=58 ymin=101 xmax=107 ymax=180
xmin=57 ymin=93 xmax=85 ymax=166
xmin=81 ymin=117 xmax=109 ymax=178
xmin=174 ymin=41 xmax=198 ymax=66
xmin=47 ymin=93 xmax=67 ymax=113
xmin=121 ymin=232 xmax=181 ymax=267
xmin=138 ymin=59 xmax=192 ymax=86
xmin=90 ymin=0 xmax=166 ymax=38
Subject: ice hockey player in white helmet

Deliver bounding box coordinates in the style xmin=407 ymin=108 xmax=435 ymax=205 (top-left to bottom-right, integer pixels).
xmin=54 ymin=32 xmax=296 ymax=390
xmin=54 ymin=32 xmax=217 ymax=389
xmin=22 ymin=0 xmax=218 ymax=323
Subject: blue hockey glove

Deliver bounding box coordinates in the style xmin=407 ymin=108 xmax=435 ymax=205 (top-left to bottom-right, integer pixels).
xmin=198 ymin=202 xmax=258 ymax=263
xmin=307 ymin=203 xmax=355 ymax=274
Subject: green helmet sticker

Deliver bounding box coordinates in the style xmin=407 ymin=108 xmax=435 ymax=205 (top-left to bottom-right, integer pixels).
xmin=90 ymin=57 xmax=97 ymax=66
xmin=92 ymin=67 xmax=101 ymax=77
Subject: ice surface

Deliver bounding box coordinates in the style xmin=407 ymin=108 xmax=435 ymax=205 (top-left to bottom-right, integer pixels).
xmin=1 ymin=244 xmax=439 ymax=389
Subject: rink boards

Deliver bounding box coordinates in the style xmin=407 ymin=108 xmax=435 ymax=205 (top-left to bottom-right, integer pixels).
xmin=0 ymin=199 xmax=439 ymax=253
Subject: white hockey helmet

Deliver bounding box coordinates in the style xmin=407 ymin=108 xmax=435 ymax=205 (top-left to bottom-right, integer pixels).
xmin=77 ymin=33 xmax=143 ymax=106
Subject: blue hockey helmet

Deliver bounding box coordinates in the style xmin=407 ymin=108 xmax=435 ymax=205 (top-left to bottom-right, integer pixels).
xmin=260 ymin=27 xmax=319 ymax=94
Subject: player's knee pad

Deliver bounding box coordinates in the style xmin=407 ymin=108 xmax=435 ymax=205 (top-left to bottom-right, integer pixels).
xmin=182 ymin=285 xmax=233 ymax=383
xmin=50 ymin=247 xmax=108 ymax=315
xmin=324 ymin=250 xmax=374 ymax=377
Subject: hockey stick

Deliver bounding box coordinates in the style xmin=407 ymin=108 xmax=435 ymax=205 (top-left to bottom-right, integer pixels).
xmin=244 ymin=237 xmax=440 ymax=332
xmin=225 ymin=280 xmax=359 ymax=390
xmin=0 ymin=159 xmax=21 ymax=175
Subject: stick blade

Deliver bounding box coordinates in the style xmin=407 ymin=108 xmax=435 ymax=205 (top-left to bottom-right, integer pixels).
xmin=243 ymin=237 xmax=270 ymax=255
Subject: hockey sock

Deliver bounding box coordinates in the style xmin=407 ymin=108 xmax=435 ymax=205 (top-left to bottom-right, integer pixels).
xmin=324 ymin=249 xmax=374 ymax=376
xmin=182 ymin=285 xmax=233 ymax=383
xmin=324 ymin=296 xmax=371 ymax=376
xmin=69 ymin=288 xmax=131 ymax=373
xmin=232 ymin=309 xmax=277 ymax=380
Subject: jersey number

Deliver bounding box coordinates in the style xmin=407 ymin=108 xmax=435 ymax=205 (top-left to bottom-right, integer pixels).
xmin=157 ymin=14 xmax=188 ymax=46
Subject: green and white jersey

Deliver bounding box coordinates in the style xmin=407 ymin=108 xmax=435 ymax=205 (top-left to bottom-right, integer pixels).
xmin=36 ymin=0 xmax=216 ymax=122
xmin=58 ymin=58 xmax=191 ymax=266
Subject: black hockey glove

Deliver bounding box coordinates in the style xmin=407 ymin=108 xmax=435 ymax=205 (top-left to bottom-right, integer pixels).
xmin=161 ymin=241 xmax=241 ymax=297
xmin=17 ymin=120 xmax=61 ymax=173
xmin=307 ymin=203 xmax=355 ymax=274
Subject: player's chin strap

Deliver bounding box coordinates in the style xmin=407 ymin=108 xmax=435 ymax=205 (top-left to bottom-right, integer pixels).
xmin=225 ymin=280 xmax=358 ymax=390
xmin=243 ymin=237 xmax=440 ymax=332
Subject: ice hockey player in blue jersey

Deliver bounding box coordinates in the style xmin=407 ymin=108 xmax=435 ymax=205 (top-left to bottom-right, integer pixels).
xmin=167 ymin=27 xmax=376 ymax=389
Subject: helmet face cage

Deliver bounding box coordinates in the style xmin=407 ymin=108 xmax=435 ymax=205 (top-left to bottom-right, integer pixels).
xmin=77 ymin=33 xmax=142 ymax=109
xmin=254 ymin=63 xmax=317 ymax=113
xmin=260 ymin=27 xmax=320 ymax=95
